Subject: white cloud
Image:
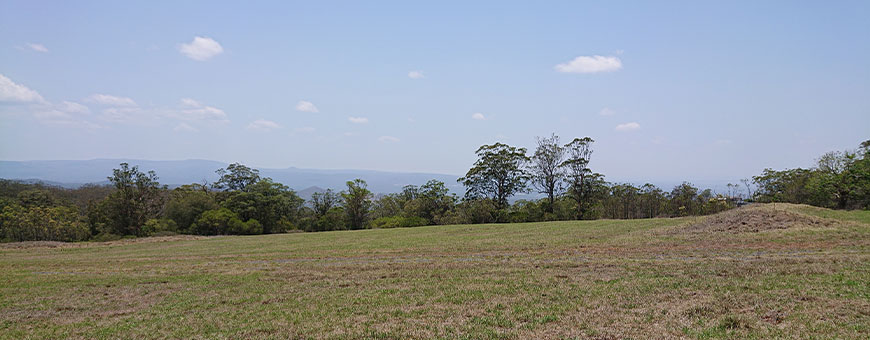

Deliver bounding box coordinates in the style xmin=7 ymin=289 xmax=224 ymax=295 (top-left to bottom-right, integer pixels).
xmin=348 ymin=116 xmax=368 ymax=124
xmin=85 ymin=94 xmax=137 ymax=107
xmin=178 ymin=36 xmax=224 ymax=61
xmin=378 ymin=135 xmax=400 ymax=143
xmin=296 ymin=100 xmax=319 ymax=113
xmin=173 ymin=123 xmax=198 ymax=132
xmin=171 ymin=98 xmax=228 ymax=122
xmin=180 ymin=98 xmax=201 ymax=107
xmin=57 ymin=101 xmax=90 ymax=114
xmin=100 ymin=107 xmax=145 ymax=123
xmin=247 ymin=119 xmax=281 ymax=131
xmin=555 ymin=55 xmax=622 ymax=74
xmin=408 ymin=71 xmax=424 ymax=79
xmin=0 ymin=74 xmax=45 ymax=103
xmin=33 ymin=101 xmax=99 ymax=128
xmin=471 ymin=112 xmax=486 ymax=120
xmin=27 ymin=43 xmax=48 ymax=53
xmin=615 ymin=122 xmax=641 ymax=131
xmin=598 ymin=107 xmax=615 ymax=116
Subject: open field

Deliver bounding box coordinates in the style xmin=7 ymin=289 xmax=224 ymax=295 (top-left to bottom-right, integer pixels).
xmin=1 ymin=204 xmax=869 ymax=339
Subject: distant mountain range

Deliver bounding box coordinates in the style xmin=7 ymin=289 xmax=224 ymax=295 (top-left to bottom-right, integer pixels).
xmin=0 ymin=159 xmax=462 ymax=198
xmin=0 ymin=159 xmax=739 ymax=200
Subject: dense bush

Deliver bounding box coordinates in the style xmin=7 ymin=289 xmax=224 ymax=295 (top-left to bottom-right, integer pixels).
xmin=191 ymin=208 xmax=263 ymax=235
xmin=142 ymin=218 xmax=178 ymax=236
xmin=370 ymin=216 xmax=429 ymax=229
xmin=0 ymin=205 xmax=90 ymax=242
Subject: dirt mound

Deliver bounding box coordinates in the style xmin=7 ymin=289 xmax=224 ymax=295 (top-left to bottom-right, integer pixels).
xmin=681 ymin=205 xmax=836 ymax=233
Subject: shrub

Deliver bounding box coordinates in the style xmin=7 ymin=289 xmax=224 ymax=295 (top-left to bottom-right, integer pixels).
xmin=142 ymin=218 xmax=179 ymax=236
xmin=228 ymin=218 xmax=263 ymax=235
xmin=370 ymin=216 xmax=429 ymax=229
xmin=191 ymin=208 xmax=243 ymax=235
xmin=0 ymin=205 xmax=90 ymax=242
xmin=91 ymin=233 xmax=123 ymax=242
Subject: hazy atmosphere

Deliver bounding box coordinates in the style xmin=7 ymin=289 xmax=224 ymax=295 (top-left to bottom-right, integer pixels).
xmin=2 ymin=1 xmax=868 ymax=182
xmin=2 ymin=2 xmax=869 ymax=339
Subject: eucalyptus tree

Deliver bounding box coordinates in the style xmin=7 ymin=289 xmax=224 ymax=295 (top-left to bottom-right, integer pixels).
xmin=213 ymin=163 xmax=261 ymax=192
xmin=529 ymin=134 xmax=565 ymax=213
xmin=561 ymin=137 xmax=597 ymax=219
xmin=458 ymin=142 xmax=530 ymax=208
xmin=342 ymin=179 xmax=372 ymax=229
xmin=310 ymin=189 xmax=340 ymax=218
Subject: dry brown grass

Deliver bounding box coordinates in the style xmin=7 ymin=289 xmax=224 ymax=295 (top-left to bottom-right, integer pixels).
xmin=1 ymin=203 xmax=868 ymax=339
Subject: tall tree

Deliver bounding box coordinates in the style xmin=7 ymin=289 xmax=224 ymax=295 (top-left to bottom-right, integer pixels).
xmin=213 ymin=163 xmax=261 ymax=192
xmin=310 ymin=189 xmax=340 ymax=218
xmin=561 ymin=137 xmax=597 ymax=219
xmin=342 ymin=179 xmax=372 ymax=229
xmin=529 ymin=134 xmax=565 ymax=213
xmin=458 ymin=143 xmax=529 ymax=208
xmin=101 ymin=163 xmax=166 ymax=236
xmin=221 ymin=178 xmax=304 ymax=233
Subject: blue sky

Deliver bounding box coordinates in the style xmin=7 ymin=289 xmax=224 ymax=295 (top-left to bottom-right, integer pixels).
xmin=1 ymin=1 xmax=868 ymax=183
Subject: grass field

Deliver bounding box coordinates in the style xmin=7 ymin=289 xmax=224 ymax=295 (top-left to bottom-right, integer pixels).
xmin=1 ymin=204 xmax=868 ymax=339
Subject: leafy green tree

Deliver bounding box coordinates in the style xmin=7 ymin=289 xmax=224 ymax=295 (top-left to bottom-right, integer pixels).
xmin=17 ymin=190 xmax=63 ymax=208
xmin=221 ymin=178 xmax=303 ymax=233
xmin=529 ymin=134 xmax=565 ymax=213
xmin=1 ymin=205 xmax=90 ymax=242
xmin=164 ymin=186 xmax=218 ymax=233
xmin=371 ymin=193 xmax=405 ymax=219
xmin=213 ymin=163 xmax=261 ymax=192
xmin=639 ymin=183 xmax=666 ymax=218
xmin=562 ymin=137 xmax=599 ymax=219
xmin=310 ymin=189 xmax=340 ymax=218
xmin=94 ymin=163 xmax=166 ymax=236
xmin=753 ymin=168 xmax=813 ymax=204
xmin=191 ymin=208 xmax=263 ymax=235
xmin=142 ymin=218 xmax=178 ymax=236
xmin=669 ymin=182 xmax=700 ymax=216
xmin=459 ymin=143 xmax=529 ymax=208
xmin=406 ymin=180 xmax=455 ymax=223
xmin=438 ymin=198 xmax=500 ymax=225
xmin=342 ymin=179 xmax=372 ymax=229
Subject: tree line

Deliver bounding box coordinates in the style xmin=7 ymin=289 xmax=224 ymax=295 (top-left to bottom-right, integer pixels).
xmin=2 ymin=137 xmax=867 ymax=242
xmin=751 ymin=140 xmax=870 ymax=209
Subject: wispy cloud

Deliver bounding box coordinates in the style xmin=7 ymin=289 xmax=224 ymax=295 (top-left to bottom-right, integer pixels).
xmin=0 ymin=74 xmax=45 ymax=103
xmin=26 ymin=43 xmax=48 ymax=53
xmin=471 ymin=112 xmax=486 ymax=120
xmin=296 ymin=100 xmax=319 ymax=113
xmin=171 ymin=98 xmax=228 ymax=122
xmin=555 ymin=55 xmax=622 ymax=74
xmin=408 ymin=71 xmax=424 ymax=79
xmin=33 ymin=101 xmax=99 ymax=129
xmin=615 ymin=122 xmax=640 ymax=131
xmin=378 ymin=135 xmax=400 ymax=143
xmin=178 ymin=36 xmax=224 ymax=61
xmin=598 ymin=107 xmax=616 ymax=116
xmin=85 ymin=94 xmax=137 ymax=107
xmin=173 ymin=123 xmax=198 ymax=132
xmin=247 ymin=119 xmax=281 ymax=131
xmin=348 ymin=116 xmax=368 ymax=124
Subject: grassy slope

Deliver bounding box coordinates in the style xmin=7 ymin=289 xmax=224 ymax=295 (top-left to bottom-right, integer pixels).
xmin=1 ymin=204 xmax=868 ymax=339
